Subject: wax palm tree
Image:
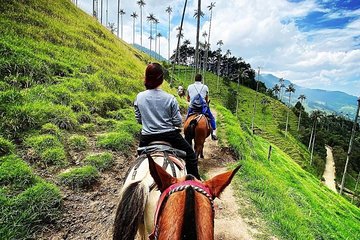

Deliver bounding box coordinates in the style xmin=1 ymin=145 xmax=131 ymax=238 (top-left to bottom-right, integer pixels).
xmin=130 ymin=12 xmax=138 ymax=44
xmin=340 ymin=97 xmax=360 ymax=194
xmin=93 ymin=0 xmax=98 ymax=19
xmin=297 ymin=94 xmax=306 ymax=131
xmin=166 ymin=6 xmax=172 ymax=61
xmin=194 ymin=6 xmax=205 ymax=73
xmin=147 ymin=13 xmax=156 ymax=53
xmin=205 ymin=2 xmax=215 ymax=68
xmin=106 ymin=0 xmax=109 ymax=26
xmin=273 ymin=84 xmax=281 ymax=99
xmin=116 ymin=0 xmax=121 ymax=38
xmin=285 ymin=83 xmax=295 ymax=137
xmin=100 ymin=0 xmax=103 ymax=24
xmin=216 ymin=40 xmax=223 ymax=91
xmin=157 ymin=33 xmax=162 ymax=56
xmin=154 ymin=18 xmax=159 ymax=54
xmin=202 ymin=31 xmax=208 ymax=75
xmin=278 ymin=77 xmax=285 ymax=101
xmin=137 ymin=0 xmax=146 ymax=46
xmin=225 ymin=49 xmax=231 ymax=76
xmin=309 ymin=110 xmax=323 ymax=164
xmin=119 ymin=9 xmax=126 ymax=39
xmin=251 ymin=67 xmax=261 ymax=133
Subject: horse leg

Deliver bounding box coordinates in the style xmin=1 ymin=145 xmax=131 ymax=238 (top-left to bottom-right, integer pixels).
xmin=200 ymin=148 xmax=204 ymax=159
xmin=185 ymin=134 xmax=193 ymax=148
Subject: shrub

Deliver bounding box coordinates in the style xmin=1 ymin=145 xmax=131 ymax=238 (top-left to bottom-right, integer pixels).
xmin=0 ymin=137 xmax=15 ymax=157
xmin=79 ymin=123 xmax=96 ymax=132
xmin=0 ymin=155 xmax=37 ymax=191
xmin=84 ymin=152 xmax=114 ymax=171
xmin=58 ymin=166 xmax=99 ymax=189
xmin=40 ymin=148 xmax=67 ymax=166
xmin=68 ymin=135 xmax=88 ymax=151
xmin=40 ymin=123 xmax=61 ymax=136
xmin=115 ymin=120 xmax=141 ymax=137
xmin=71 ymin=100 xmax=88 ymax=112
xmin=50 ymin=105 xmax=78 ymax=130
xmin=76 ymin=111 xmax=91 ymax=124
xmin=2 ymin=182 xmax=62 ymax=239
xmin=97 ymin=131 xmax=134 ymax=151
xmin=25 ymin=134 xmax=62 ymax=152
xmin=107 ymin=108 xmax=134 ymax=121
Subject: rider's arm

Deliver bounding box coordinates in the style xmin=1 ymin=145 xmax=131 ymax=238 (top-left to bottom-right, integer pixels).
xmin=134 ymin=98 xmax=142 ymax=124
xmin=171 ymin=97 xmax=182 ymax=127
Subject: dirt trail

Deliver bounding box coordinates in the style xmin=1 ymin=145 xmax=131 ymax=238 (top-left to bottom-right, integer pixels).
xmin=323 ymin=146 xmax=337 ymax=192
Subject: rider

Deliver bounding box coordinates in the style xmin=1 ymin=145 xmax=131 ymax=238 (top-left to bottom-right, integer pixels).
xmin=186 ymin=74 xmax=218 ymax=140
xmin=134 ymin=63 xmax=200 ymax=179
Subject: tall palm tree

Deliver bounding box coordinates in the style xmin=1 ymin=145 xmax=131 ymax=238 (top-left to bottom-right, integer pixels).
xmin=147 ymin=13 xmax=156 ymax=54
xmin=216 ymin=40 xmax=223 ymax=91
xmin=154 ymin=18 xmax=159 ymax=55
xmin=130 ymin=12 xmax=138 ymax=44
xmin=273 ymin=84 xmax=280 ymax=99
xmin=309 ymin=110 xmax=322 ymax=164
xmin=106 ymin=0 xmax=109 ymax=26
xmin=204 ymin=2 xmax=215 ymax=72
xmin=117 ymin=0 xmax=121 ymax=38
xmin=297 ymin=94 xmax=306 ymax=131
xmin=285 ymin=83 xmax=295 ymax=137
xmin=166 ymin=6 xmax=173 ymax=61
xmin=119 ymin=9 xmax=125 ymax=39
xmin=194 ymin=5 xmax=204 ymax=73
xmin=279 ymin=77 xmax=285 ymax=101
xmin=202 ymin=31 xmax=208 ymax=76
xmin=93 ymin=0 xmax=98 ymax=19
xmin=100 ymin=0 xmax=103 ymax=24
xmin=340 ymin=97 xmax=360 ymax=194
xmin=137 ymin=0 xmax=146 ymax=46
xmin=251 ymin=67 xmax=261 ymax=133
xmin=174 ymin=0 xmax=188 ymax=66
xmin=225 ymin=49 xmax=231 ymax=76
xmin=157 ymin=32 xmax=162 ymax=56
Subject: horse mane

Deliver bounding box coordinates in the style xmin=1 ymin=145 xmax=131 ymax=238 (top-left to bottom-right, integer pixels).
xmin=182 ymin=175 xmax=197 ymax=239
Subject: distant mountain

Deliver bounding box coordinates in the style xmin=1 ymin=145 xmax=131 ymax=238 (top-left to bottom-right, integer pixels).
xmin=260 ymin=73 xmax=358 ymax=117
xmin=132 ymin=43 xmax=167 ymax=62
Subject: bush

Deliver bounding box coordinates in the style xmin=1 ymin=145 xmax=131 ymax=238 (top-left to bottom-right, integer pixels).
xmin=84 ymin=152 xmax=114 ymax=171
xmin=76 ymin=111 xmax=92 ymax=124
xmin=79 ymin=123 xmax=96 ymax=132
xmin=115 ymin=120 xmax=141 ymax=137
xmin=0 ymin=137 xmax=15 ymax=157
xmin=68 ymin=135 xmax=88 ymax=151
xmin=71 ymin=100 xmax=88 ymax=112
xmin=40 ymin=148 xmax=67 ymax=166
xmin=25 ymin=134 xmax=62 ymax=152
xmin=58 ymin=166 xmax=99 ymax=189
xmin=0 ymin=155 xmax=37 ymax=191
xmin=97 ymin=131 xmax=134 ymax=151
xmin=1 ymin=182 xmax=61 ymax=239
xmin=107 ymin=108 xmax=134 ymax=121
xmin=40 ymin=123 xmax=61 ymax=136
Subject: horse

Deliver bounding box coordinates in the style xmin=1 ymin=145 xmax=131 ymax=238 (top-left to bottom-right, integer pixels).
xmin=148 ymin=155 xmax=241 ymax=240
xmin=112 ymin=144 xmax=187 ymax=240
xmin=184 ymin=113 xmax=211 ymax=159
xmin=177 ymin=86 xmax=185 ymax=98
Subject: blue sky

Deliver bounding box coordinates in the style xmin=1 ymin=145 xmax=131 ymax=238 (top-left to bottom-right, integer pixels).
xmin=77 ymin=0 xmax=360 ymax=97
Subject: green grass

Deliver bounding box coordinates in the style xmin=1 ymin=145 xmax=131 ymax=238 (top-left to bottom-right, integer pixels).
xmin=84 ymin=152 xmax=114 ymax=171
xmin=216 ymin=105 xmax=360 ymax=239
xmin=97 ymin=131 xmax=134 ymax=152
xmin=68 ymin=134 xmax=88 ymax=151
xmin=58 ymin=165 xmax=99 ymax=189
xmin=0 ymin=136 xmax=15 ymax=157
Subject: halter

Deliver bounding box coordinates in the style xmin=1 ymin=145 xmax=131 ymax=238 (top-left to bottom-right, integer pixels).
xmin=149 ymin=180 xmax=215 ymax=240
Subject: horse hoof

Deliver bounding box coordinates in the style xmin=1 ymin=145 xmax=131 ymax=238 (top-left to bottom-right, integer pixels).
xmin=200 ymin=155 xmax=204 ymax=159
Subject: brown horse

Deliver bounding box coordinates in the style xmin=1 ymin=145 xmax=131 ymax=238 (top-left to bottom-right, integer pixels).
xmin=184 ymin=113 xmax=211 ymax=158
xmin=148 ymin=155 xmax=241 ymax=240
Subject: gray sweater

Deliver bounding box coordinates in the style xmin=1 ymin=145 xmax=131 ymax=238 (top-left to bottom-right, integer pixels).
xmin=134 ymin=89 xmax=182 ymax=135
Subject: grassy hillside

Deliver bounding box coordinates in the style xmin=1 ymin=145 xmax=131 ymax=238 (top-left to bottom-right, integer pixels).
xmin=0 ymin=0 xmax=155 ymax=238
xmin=1 ymin=0 xmax=359 ymax=239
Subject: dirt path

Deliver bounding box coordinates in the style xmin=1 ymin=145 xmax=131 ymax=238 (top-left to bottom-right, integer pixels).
xmin=323 ymin=146 xmax=337 ymax=192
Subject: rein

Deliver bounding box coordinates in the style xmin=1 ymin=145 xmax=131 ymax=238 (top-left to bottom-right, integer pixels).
xmin=149 ymin=180 xmax=214 ymax=240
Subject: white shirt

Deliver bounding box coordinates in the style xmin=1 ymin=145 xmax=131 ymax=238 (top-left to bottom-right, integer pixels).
xmin=187 ymin=82 xmax=209 ymax=101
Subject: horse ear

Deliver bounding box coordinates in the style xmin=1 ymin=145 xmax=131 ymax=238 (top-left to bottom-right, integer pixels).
xmin=148 ymin=154 xmax=176 ymax=192
xmin=204 ymin=165 xmax=241 ymax=198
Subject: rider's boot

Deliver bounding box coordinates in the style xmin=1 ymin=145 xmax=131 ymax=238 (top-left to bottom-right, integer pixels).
xmin=211 ymin=129 xmax=218 ymax=141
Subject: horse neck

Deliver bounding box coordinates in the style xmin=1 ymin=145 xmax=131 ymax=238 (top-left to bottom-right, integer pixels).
xmin=157 ymin=187 xmax=214 ymax=240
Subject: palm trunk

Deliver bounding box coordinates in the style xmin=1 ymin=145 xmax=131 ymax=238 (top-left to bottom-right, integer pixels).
xmin=100 ymin=0 xmax=103 ymax=24
xmin=308 ymin=120 xmax=315 ymax=150
xmin=194 ymin=0 xmax=201 ymax=73
xmin=117 ymin=0 xmax=120 ymax=37
xmin=340 ymin=98 xmax=360 ymax=194
xmin=132 ymin=18 xmax=135 ymax=44
xmin=285 ymin=92 xmax=292 ymax=137
xmin=251 ymin=68 xmax=260 ymax=133
xmin=168 ymin=12 xmax=171 ymax=61
xmin=140 ymin=7 xmax=143 ymax=46
xmin=121 ymin=15 xmax=123 ymax=39
xmin=310 ymin=120 xmax=317 ymax=165
xmin=106 ymin=0 xmax=109 ymax=26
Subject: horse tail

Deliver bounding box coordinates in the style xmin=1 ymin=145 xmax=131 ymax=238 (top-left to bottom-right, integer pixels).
xmin=113 ymin=180 xmax=148 ymax=240
xmin=189 ymin=119 xmax=197 ymax=139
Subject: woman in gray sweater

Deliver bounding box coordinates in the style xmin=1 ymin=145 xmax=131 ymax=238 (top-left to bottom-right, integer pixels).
xmin=134 ymin=63 xmax=200 ymax=179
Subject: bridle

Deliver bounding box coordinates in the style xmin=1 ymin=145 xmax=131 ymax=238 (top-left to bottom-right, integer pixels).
xmin=149 ymin=180 xmax=215 ymax=240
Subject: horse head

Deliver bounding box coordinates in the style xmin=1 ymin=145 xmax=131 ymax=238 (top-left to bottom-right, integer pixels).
xmin=148 ymin=156 xmax=241 ymax=240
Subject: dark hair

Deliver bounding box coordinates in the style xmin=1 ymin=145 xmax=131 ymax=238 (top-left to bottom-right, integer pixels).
xmin=144 ymin=63 xmax=164 ymax=89
xmin=195 ymin=74 xmax=202 ymax=82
